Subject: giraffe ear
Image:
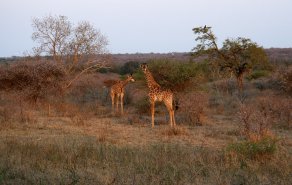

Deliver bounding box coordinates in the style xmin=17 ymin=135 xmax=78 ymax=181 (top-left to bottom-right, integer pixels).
xmin=130 ymin=73 xmax=133 ymax=76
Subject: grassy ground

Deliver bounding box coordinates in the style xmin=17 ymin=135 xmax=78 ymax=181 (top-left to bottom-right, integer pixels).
xmin=0 ymin=63 xmax=291 ymax=184
xmin=0 ymin=108 xmax=291 ymax=184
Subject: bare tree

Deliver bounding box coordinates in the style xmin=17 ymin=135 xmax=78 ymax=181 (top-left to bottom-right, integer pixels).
xmin=32 ymin=15 xmax=71 ymax=63
xmin=32 ymin=15 xmax=108 ymax=71
xmin=31 ymin=15 xmax=110 ymax=88
xmin=66 ymin=21 xmax=108 ymax=73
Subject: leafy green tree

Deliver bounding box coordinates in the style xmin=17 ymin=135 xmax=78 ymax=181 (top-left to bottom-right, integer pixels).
xmin=119 ymin=61 xmax=140 ymax=75
xmin=192 ymin=26 xmax=269 ymax=91
xmin=148 ymin=59 xmax=197 ymax=92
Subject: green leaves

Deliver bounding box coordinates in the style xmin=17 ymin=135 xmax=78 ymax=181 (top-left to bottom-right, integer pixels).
xmin=147 ymin=59 xmax=198 ymax=91
xmin=192 ymin=25 xmax=270 ymax=90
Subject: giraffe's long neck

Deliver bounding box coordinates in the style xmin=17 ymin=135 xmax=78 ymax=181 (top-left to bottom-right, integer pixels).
xmin=144 ymin=69 xmax=160 ymax=90
xmin=121 ymin=78 xmax=131 ymax=87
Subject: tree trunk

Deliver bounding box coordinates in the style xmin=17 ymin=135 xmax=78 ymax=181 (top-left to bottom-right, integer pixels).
xmin=236 ymin=73 xmax=244 ymax=93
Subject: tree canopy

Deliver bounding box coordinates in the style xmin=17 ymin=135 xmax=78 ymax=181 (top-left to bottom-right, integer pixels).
xmin=192 ymin=26 xmax=269 ymax=91
xmin=31 ymin=15 xmax=109 ymax=73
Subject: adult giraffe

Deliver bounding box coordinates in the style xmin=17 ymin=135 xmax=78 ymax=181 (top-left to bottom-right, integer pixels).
xmin=140 ymin=63 xmax=177 ymax=128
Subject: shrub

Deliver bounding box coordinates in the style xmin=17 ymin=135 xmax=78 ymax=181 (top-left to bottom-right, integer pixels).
xmin=238 ymin=99 xmax=278 ymax=141
xmin=227 ymin=136 xmax=278 ymax=160
xmin=0 ymin=62 xmax=65 ymax=103
xmin=178 ymin=92 xmax=208 ymax=126
xmin=119 ymin=61 xmax=139 ymax=75
xmin=261 ymin=66 xmax=292 ymax=94
xmin=246 ymin=70 xmax=270 ymax=81
xmin=277 ymin=66 xmax=292 ymax=94
xmin=211 ymin=79 xmax=237 ymax=95
xmin=257 ymin=96 xmax=291 ymax=129
xmin=132 ymin=70 xmax=144 ymax=81
xmin=147 ymin=59 xmax=198 ymax=91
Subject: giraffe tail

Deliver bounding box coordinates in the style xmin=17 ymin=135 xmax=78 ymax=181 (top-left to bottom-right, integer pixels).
xmin=173 ymin=98 xmax=179 ymax=110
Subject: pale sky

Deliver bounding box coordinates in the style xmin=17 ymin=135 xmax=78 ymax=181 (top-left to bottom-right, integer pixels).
xmin=0 ymin=0 xmax=291 ymax=57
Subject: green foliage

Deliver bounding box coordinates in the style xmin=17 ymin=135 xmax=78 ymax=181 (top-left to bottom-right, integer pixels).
xmin=227 ymin=137 xmax=278 ymax=160
xmin=119 ymin=61 xmax=140 ymax=75
xmin=193 ymin=60 xmax=218 ymax=82
xmin=132 ymin=70 xmax=145 ymax=81
xmin=246 ymin=70 xmax=270 ymax=81
xmin=192 ymin=26 xmax=270 ymax=90
xmin=192 ymin=26 xmax=217 ymax=56
xmin=147 ymin=59 xmax=198 ymax=91
xmin=96 ymin=67 xmax=109 ymax=73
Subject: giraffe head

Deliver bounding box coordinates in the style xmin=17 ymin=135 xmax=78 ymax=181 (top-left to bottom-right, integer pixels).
xmin=140 ymin=63 xmax=148 ymax=73
xmin=126 ymin=74 xmax=135 ymax=82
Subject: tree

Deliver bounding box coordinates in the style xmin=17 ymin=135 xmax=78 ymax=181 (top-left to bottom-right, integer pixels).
xmin=32 ymin=15 xmax=71 ymax=63
xmin=192 ymin=26 xmax=269 ymax=91
xmin=119 ymin=61 xmax=140 ymax=75
xmin=66 ymin=21 xmax=108 ymax=72
xmin=31 ymin=15 xmax=109 ymax=73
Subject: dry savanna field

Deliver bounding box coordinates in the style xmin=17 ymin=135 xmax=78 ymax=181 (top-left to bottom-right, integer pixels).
xmin=0 ymin=50 xmax=291 ymax=184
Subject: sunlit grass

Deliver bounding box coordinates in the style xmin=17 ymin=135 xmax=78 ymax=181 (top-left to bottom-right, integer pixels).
xmin=0 ymin=134 xmax=291 ymax=185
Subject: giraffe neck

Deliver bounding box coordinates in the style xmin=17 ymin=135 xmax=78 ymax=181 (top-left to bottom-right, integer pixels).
xmin=120 ymin=78 xmax=131 ymax=87
xmin=144 ymin=69 xmax=160 ymax=90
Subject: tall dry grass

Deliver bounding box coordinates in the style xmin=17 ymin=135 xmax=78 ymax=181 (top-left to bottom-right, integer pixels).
xmin=178 ymin=92 xmax=209 ymax=126
xmin=0 ymin=135 xmax=291 ymax=185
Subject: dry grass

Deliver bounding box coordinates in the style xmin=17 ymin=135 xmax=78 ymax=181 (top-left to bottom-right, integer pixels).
xmin=0 ymin=107 xmax=291 ymax=184
xmin=0 ymin=124 xmax=291 ymax=185
xmin=0 ymin=60 xmax=291 ymax=184
xmin=177 ymin=92 xmax=209 ymax=126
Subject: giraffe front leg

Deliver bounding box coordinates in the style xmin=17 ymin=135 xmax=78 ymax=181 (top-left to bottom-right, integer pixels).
xmin=116 ymin=94 xmax=119 ymax=113
xmin=172 ymin=110 xmax=176 ymax=127
xmin=167 ymin=109 xmax=173 ymax=127
xmin=171 ymin=110 xmax=174 ymax=127
xmin=151 ymin=101 xmax=155 ymax=128
xmin=120 ymin=93 xmax=124 ymax=115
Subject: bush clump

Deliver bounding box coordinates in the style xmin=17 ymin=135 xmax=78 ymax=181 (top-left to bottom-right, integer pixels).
xmin=178 ymin=92 xmax=208 ymax=126
xmin=246 ymin=70 xmax=270 ymax=81
xmin=0 ymin=62 xmax=65 ymax=102
xmin=227 ymin=136 xmax=278 ymax=160
xmin=147 ymin=59 xmax=198 ymax=91
xmin=119 ymin=61 xmax=140 ymax=75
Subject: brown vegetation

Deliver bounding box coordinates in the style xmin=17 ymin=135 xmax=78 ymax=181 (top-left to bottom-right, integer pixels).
xmin=0 ymin=62 xmax=65 ymax=103
xmin=0 ymin=53 xmax=291 ymax=184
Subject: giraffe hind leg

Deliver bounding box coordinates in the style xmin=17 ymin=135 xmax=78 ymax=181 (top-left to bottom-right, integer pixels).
xmin=164 ymin=100 xmax=175 ymax=127
xmin=151 ymin=101 xmax=155 ymax=128
xmin=169 ymin=110 xmax=173 ymax=127
xmin=120 ymin=93 xmax=124 ymax=115
xmin=111 ymin=93 xmax=115 ymax=113
xmin=116 ymin=94 xmax=120 ymax=113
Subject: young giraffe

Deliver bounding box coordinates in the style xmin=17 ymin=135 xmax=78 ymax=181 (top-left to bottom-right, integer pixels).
xmin=140 ymin=63 xmax=176 ymax=128
xmin=110 ymin=74 xmax=135 ymax=114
